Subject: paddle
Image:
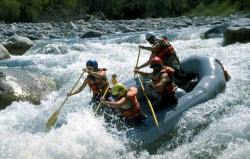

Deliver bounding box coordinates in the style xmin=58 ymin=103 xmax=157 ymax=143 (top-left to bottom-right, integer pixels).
xmin=137 ymin=75 xmax=159 ymax=128
xmin=46 ymin=71 xmax=85 ymax=129
xmin=94 ymin=82 xmax=110 ymax=115
xmin=111 ymin=74 xmax=118 ymax=85
xmin=134 ymin=47 xmax=141 ymax=77
xmin=134 ymin=47 xmax=159 ymax=128
xmin=94 ymin=74 xmax=118 ymax=114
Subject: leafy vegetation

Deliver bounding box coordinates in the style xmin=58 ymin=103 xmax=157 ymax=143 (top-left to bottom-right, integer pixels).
xmin=187 ymin=1 xmax=240 ymax=16
xmin=0 ymin=0 xmax=249 ymax=22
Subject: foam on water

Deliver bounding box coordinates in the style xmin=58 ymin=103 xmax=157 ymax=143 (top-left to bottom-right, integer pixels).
xmin=1 ymin=26 xmax=250 ymax=158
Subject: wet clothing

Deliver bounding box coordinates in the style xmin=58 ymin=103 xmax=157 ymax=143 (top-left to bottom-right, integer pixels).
xmin=152 ymin=66 xmax=176 ymax=95
xmin=152 ymin=37 xmax=175 ymax=59
xmin=84 ymin=68 xmax=117 ymax=122
xmin=150 ymin=38 xmax=179 ymax=70
xmin=91 ymin=93 xmax=116 ymax=122
xmin=153 ymin=92 xmax=178 ymax=112
xmin=123 ymin=113 xmax=146 ymax=127
xmin=162 ymin=52 xmax=191 ymax=87
xmin=87 ymin=68 xmax=112 ymax=114
xmin=90 ymin=90 xmax=113 ymax=110
xmin=150 ymin=37 xmax=191 ymax=87
xmin=86 ymin=68 xmax=109 ymax=98
xmin=118 ymin=87 xmax=144 ymax=122
xmin=89 ymin=95 xmax=102 ymax=105
xmin=151 ymin=67 xmax=178 ymax=111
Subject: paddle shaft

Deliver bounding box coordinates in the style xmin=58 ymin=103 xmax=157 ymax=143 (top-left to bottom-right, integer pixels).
xmin=59 ymin=71 xmax=85 ymax=110
xmin=137 ymin=75 xmax=159 ymax=128
xmin=134 ymin=47 xmax=159 ymax=128
xmin=135 ymin=48 xmax=141 ymax=67
xmin=134 ymin=48 xmax=141 ymax=77
xmin=56 ymin=96 xmax=69 ymax=113
xmin=46 ymin=71 xmax=85 ymax=128
xmin=94 ymin=82 xmax=110 ymax=114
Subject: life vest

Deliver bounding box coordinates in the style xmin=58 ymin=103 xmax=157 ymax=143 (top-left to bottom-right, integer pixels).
xmin=87 ymin=68 xmax=108 ymax=96
xmin=153 ymin=37 xmax=175 ymax=61
xmin=152 ymin=66 xmax=176 ymax=95
xmin=119 ymin=87 xmax=141 ymax=119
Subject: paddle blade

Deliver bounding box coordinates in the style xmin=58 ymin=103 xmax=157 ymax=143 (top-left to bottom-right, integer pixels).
xmin=46 ymin=111 xmax=59 ymax=129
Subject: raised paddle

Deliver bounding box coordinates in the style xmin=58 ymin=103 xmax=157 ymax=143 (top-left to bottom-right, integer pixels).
xmin=137 ymin=75 xmax=159 ymax=128
xmin=111 ymin=74 xmax=118 ymax=85
xmin=46 ymin=71 xmax=85 ymax=129
xmin=94 ymin=82 xmax=110 ymax=115
xmin=134 ymin=48 xmax=141 ymax=77
xmin=94 ymin=74 xmax=118 ymax=114
xmin=134 ymin=47 xmax=159 ymax=128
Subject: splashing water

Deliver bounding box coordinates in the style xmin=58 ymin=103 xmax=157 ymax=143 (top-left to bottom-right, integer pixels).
xmin=1 ymin=25 xmax=250 ymax=159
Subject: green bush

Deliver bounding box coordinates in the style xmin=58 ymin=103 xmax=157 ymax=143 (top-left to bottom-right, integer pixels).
xmin=0 ymin=0 xmax=20 ymax=22
xmin=0 ymin=0 xmax=249 ymax=22
xmin=239 ymin=0 xmax=250 ymax=12
xmin=187 ymin=0 xmax=239 ymax=16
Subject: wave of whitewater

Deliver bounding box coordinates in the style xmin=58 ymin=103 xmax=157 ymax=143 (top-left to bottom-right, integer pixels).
xmin=1 ymin=26 xmax=250 ymax=159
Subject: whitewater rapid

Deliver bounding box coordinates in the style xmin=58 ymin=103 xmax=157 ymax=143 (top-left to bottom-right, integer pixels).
xmin=1 ymin=25 xmax=250 ymax=159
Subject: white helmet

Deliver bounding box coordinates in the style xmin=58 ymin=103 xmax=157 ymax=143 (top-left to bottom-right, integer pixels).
xmin=146 ymin=32 xmax=157 ymax=41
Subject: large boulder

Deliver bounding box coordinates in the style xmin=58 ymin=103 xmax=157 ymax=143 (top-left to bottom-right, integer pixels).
xmin=223 ymin=27 xmax=250 ymax=46
xmin=203 ymin=23 xmax=230 ymax=39
xmin=202 ymin=18 xmax=250 ymax=39
xmin=1 ymin=35 xmax=33 ymax=55
xmin=0 ymin=69 xmax=57 ymax=109
xmin=0 ymin=44 xmax=10 ymax=60
xmin=80 ymin=30 xmax=103 ymax=38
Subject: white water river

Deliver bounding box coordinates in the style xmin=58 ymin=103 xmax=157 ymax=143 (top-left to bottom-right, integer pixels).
xmin=1 ymin=25 xmax=250 ymax=159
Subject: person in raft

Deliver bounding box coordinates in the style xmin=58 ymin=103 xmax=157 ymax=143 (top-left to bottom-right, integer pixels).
xmin=134 ymin=56 xmax=182 ymax=111
xmin=136 ymin=32 xmax=191 ymax=87
xmin=100 ymin=83 xmax=145 ymax=125
xmin=67 ymin=60 xmax=110 ymax=105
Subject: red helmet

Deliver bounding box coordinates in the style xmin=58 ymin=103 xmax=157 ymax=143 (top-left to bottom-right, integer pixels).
xmin=150 ymin=56 xmax=163 ymax=68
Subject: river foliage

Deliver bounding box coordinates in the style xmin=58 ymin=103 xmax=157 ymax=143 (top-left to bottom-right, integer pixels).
xmin=0 ymin=0 xmax=250 ymax=22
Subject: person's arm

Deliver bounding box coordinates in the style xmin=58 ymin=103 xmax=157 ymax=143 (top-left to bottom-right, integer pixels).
xmin=153 ymin=72 xmax=170 ymax=90
xmin=101 ymin=97 xmax=127 ymax=109
xmin=90 ymin=70 xmax=106 ymax=79
xmin=139 ymin=45 xmax=154 ymax=51
xmin=139 ymin=41 xmax=160 ymax=51
xmin=83 ymin=69 xmax=107 ymax=80
xmin=68 ymin=79 xmax=88 ymax=96
xmin=136 ymin=52 xmax=157 ymax=69
xmin=134 ymin=69 xmax=152 ymax=78
xmin=135 ymin=60 xmax=151 ymax=69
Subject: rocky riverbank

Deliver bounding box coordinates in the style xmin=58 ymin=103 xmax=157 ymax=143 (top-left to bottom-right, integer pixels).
xmin=0 ymin=14 xmax=250 ymax=108
xmin=0 ymin=16 xmax=237 ymax=41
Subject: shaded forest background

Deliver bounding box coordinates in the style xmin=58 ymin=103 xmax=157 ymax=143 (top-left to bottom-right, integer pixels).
xmin=0 ymin=0 xmax=250 ymax=22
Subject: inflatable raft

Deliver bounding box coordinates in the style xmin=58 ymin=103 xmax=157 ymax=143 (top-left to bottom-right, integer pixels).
xmin=124 ymin=55 xmax=228 ymax=146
